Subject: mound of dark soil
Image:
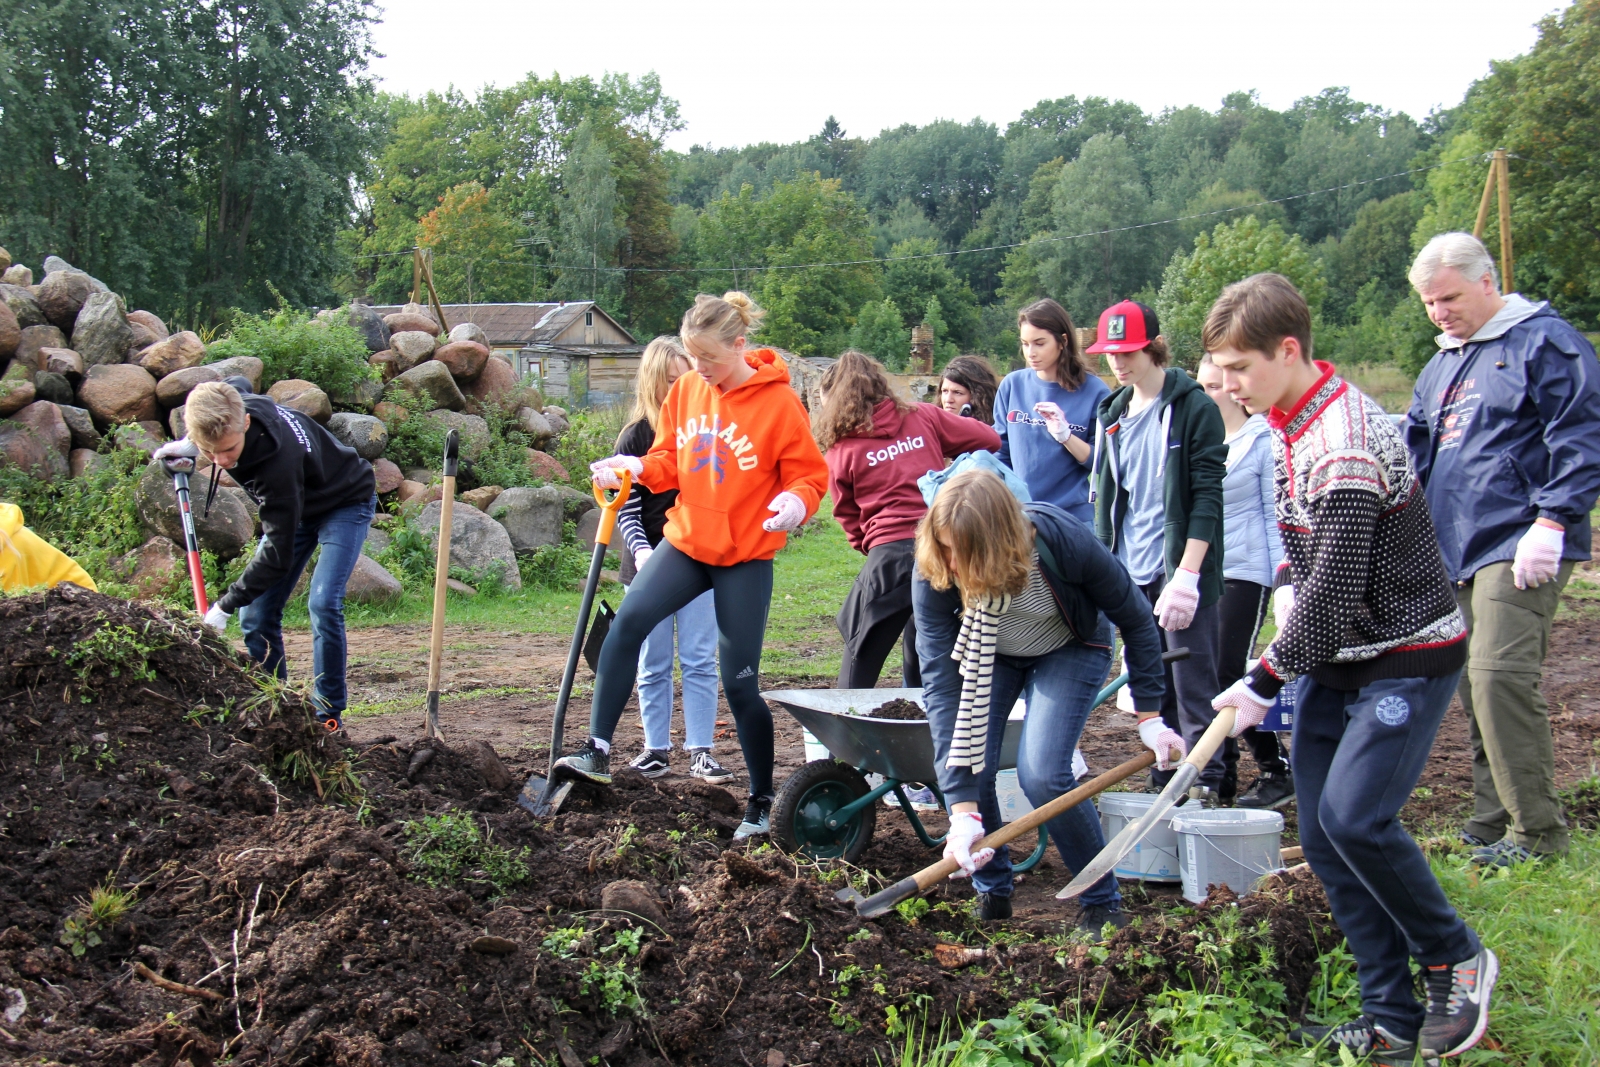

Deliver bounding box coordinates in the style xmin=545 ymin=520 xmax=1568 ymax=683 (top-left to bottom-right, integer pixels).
xmin=861 ymin=698 xmax=924 ymax=721
xmin=0 ymin=587 xmax=1343 ymax=1067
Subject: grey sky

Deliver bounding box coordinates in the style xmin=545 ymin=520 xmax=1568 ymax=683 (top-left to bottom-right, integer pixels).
xmin=368 ymin=0 xmax=1561 ymax=149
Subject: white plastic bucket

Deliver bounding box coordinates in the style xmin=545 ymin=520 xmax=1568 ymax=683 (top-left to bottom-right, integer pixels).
xmin=1171 ymin=808 xmax=1285 ymax=903
xmin=1097 ymin=791 xmax=1182 ymax=882
xmin=802 ymin=728 xmax=830 ymax=763
xmin=994 ymin=769 xmax=1033 ymax=823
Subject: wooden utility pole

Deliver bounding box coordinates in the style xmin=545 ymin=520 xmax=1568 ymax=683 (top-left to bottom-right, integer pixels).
xmin=411 ymin=247 xmax=451 ymax=336
xmin=1472 ymin=149 xmax=1515 ymax=295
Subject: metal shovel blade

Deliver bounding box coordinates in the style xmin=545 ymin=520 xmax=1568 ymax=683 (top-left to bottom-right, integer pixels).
xmin=1056 ymin=763 xmax=1198 ymax=899
xmin=516 ymin=774 xmax=574 ymax=818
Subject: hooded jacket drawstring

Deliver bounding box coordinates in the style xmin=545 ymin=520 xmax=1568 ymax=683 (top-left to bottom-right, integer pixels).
xmin=202 ymin=464 xmax=219 ymax=519
xmin=1156 ymin=404 xmax=1174 ymax=479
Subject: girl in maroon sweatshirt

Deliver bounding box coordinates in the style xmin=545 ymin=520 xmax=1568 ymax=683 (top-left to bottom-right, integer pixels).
xmin=816 ymin=350 xmax=1001 ymax=688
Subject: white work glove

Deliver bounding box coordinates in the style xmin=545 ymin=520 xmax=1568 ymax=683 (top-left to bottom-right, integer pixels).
xmin=762 ymin=491 xmax=807 ymax=532
xmin=1512 ymin=521 xmax=1565 ymax=590
xmin=1212 ymin=678 xmax=1275 ymax=737
xmin=1272 ymin=584 xmax=1295 ymax=628
xmin=1031 ymin=401 xmax=1075 ymax=445
xmin=1138 ymin=716 xmax=1188 ymax=771
xmin=589 ymin=455 xmax=644 ymax=490
xmin=1153 ymin=568 xmax=1201 ymax=632
xmin=153 ymin=438 xmax=199 ymax=472
xmin=942 ymin=810 xmax=994 ymax=879
xmin=632 ymin=545 xmax=654 ymax=571
xmin=203 ymin=604 xmax=230 ymax=633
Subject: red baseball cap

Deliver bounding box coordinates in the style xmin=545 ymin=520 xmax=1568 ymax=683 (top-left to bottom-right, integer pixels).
xmin=1085 ymin=300 xmax=1160 ymax=354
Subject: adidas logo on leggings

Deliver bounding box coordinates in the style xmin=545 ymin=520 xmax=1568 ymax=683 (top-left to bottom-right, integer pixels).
xmin=735 ymin=666 xmax=754 ymax=679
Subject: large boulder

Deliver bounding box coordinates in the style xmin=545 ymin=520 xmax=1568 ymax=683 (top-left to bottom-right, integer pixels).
xmin=0 ymin=301 xmax=18 ymax=360
xmin=136 ymin=460 xmax=255 ymax=558
xmin=345 ymin=554 xmax=404 ymax=603
xmin=348 ymin=303 xmax=391 ymax=354
xmin=422 ymin=409 xmax=490 ymax=460
xmin=32 ymin=372 xmax=74 ymax=406
xmin=137 ymin=331 xmax=207 ymax=378
xmin=12 ymin=401 xmax=71 ymax=460
xmin=459 ymin=485 xmax=503 ymax=511
xmin=0 ymin=420 xmax=67 ymax=482
xmin=463 ymin=357 xmax=523 ymax=416
xmin=266 ymin=379 xmax=332 ymax=423
xmin=1 ymin=265 xmax=31 ymax=287
xmin=372 ymin=457 xmax=403 ymax=494
xmin=122 ymin=536 xmax=184 ymax=599
xmin=126 ymin=319 xmax=162 ymax=355
xmin=15 ymin=325 xmax=67 ymax=371
xmin=525 ymin=448 xmax=569 ymax=483
xmin=167 ymin=405 xmax=188 ymax=440
xmin=207 ymin=355 xmax=263 ymax=392
xmin=0 ymin=285 xmax=45 ymax=329
xmin=328 ymin=412 xmax=388 ymax=459
xmin=370 ymin=350 xmax=398 ymax=381
xmin=389 ymin=330 xmax=437 ymax=372
xmin=329 ymin=375 xmax=383 ymax=414
xmin=414 ymin=498 xmax=521 ymax=590
xmin=35 ymin=270 xmax=95 ymax=331
xmin=155 ymin=364 xmax=221 ymax=407
xmin=390 ymin=360 xmax=465 ymax=412
xmin=70 ymin=448 xmax=105 ymax=479
xmin=0 ymin=247 xmax=8 ymax=270
xmin=383 ymin=304 xmax=439 ymax=336
xmin=449 ymin=322 xmax=490 ymax=349
xmin=42 ymin=347 xmax=83 ymax=381
xmin=59 ymin=405 xmax=101 ymax=450
xmin=71 ymin=291 xmax=133 ymax=366
xmin=434 ymin=340 xmax=489 ymax=382
xmin=126 ymin=310 xmax=168 ymax=343
xmin=79 ymin=363 xmax=160 ymax=427
xmin=516 ymin=405 xmax=554 ymax=442
xmin=0 ymin=362 xmax=37 ymax=416
xmin=489 ymin=486 xmax=568 ymax=553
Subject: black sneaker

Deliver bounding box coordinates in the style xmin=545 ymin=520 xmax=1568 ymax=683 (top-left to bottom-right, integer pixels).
xmin=628 ymin=748 xmax=670 ymax=779
xmin=687 ymin=748 xmax=735 ymax=784
xmin=1236 ymin=771 xmax=1296 ymax=811
xmin=975 ymin=892 xmax=1012 ymax=922
xmin=1421 ymin=947 xmax=1498 ymax=1059
xmin=733 ymin=794 xmax=772 ymax=840
xmin=1468 ymin=839 xmax=1543 ymax=869
xmin=1459 ymin=830 xmax=1491 ymax=849
xmin=1289 ymin=1016 xmax=1422 ymax=1066
xmin=553 ymin=740 xmax=612 ymax=785
xmin=1076 ymin=903 xmax=1129 ymax=938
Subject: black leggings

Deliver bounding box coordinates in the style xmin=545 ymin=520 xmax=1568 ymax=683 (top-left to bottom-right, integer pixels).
xmin=1218 ymin=579 xmax=1288 ymax=776
xmin=589 ymin=541 xmax=776 ymax=797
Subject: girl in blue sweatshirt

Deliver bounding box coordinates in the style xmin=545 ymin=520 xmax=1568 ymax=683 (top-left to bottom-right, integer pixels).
xmin=994 ymin=300 xmax=1109 ymax=524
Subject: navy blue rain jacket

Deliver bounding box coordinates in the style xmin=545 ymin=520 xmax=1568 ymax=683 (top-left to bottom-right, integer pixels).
xmin=1404 ymin=300 xmax=1600 ymax=582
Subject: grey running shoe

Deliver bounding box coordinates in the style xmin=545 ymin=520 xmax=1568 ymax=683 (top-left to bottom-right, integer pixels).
xmin=1469 ymin=839 xmax=1543 ymax=869
xmin=688 ymin=748 xmax=734 ymax=784
xmin=553 ymin=740 xmax=611 ymax=785
xmin=1459 ymin=830 xmax=1491 ymax=849
xmin=732 ymin=794 xmax=772 ymax=840
xmin=1422 ymin=947 xmax=1498 ymax=1059
xmin=628 ymin=749 xmax=670 ymax=779
xmin=1236 ymin=771 xmax=1296 ymax=811
xmin=1289 ymin=1016 xmax=1425 ymax=1067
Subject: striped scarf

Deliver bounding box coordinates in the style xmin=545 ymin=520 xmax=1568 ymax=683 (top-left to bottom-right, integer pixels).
xmin=946 ymin=593 xmax=1010 ymax=773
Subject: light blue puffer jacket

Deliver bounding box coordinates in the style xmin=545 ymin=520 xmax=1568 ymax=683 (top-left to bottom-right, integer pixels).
xmin=1221 ymin=415 xmax=1284 ymax=586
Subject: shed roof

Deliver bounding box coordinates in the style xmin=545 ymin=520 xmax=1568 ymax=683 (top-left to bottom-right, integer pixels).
xmin=364 ymin=301 xmax=634 ymax=346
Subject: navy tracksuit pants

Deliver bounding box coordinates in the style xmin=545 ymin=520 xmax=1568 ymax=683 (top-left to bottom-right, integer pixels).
xmin=1292 ymin=672 xmax=1481 ymax=1040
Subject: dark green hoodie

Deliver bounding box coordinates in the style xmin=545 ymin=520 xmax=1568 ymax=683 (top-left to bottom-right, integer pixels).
xmin=1091 ymin=367 xmax=1226 ymax=608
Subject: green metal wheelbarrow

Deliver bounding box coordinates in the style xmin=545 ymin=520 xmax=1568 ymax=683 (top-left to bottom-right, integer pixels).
xmin=763 ymin=669 xmax=1141 ymax=867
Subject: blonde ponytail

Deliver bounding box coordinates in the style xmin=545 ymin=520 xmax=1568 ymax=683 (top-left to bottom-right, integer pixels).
xmin=682 ymin=291 xmax=764 ymax=348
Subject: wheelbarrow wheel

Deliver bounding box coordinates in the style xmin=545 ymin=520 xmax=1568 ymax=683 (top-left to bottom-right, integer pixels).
xmin=772 ymin=760 xmax=876 ymax=864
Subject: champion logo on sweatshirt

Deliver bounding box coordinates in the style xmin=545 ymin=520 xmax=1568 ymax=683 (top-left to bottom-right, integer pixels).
xmin=674 ymin=415 xmax=760 ymax=476
xmin=865 ymin=435 xmax=927 ymax=467
xmin=1007 ymin=409 xmax=1087 ymax=436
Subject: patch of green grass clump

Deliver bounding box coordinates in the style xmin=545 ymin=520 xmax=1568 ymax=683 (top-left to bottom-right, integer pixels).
xmin=400 ymin=810 xmax=529 ymax=896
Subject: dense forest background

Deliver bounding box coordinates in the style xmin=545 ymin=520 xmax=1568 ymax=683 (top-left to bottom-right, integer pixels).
xmin=4 ymin=0 xmax=1599 ymax=371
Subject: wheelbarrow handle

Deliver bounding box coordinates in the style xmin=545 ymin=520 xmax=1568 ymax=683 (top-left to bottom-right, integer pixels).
xmin=589 ymin=469 xmax=633 ymax=549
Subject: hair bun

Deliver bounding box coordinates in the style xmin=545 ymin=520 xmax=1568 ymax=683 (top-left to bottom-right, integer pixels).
xmin=720 ymin=290 xmax=763 ymax=330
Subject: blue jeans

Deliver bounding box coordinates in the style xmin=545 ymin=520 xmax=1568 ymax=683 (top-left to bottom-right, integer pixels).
xmin=239 ymin=495 xmax=374 ymax=719
xmin=630 ymin=584 xmax=719 ymax=751
xmin=927 ymin=640 xmax=1119 ymax=906
xmin=1294 ymin=672 xmax=1481 ymax=1041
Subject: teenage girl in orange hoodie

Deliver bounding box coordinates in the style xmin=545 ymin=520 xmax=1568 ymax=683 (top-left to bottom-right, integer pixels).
xmin=555 ymin=291 xmax=829 ymax=838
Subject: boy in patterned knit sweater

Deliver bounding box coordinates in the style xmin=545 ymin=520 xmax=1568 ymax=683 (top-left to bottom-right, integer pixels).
xmin=1203 ymin=273 xmax=1495 ymax=1065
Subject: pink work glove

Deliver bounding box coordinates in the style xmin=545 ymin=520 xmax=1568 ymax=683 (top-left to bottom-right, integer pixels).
xmin=632 ymin=546 xmax=654 ymax=571
xmin=1137 ymin=716 xmax=1188 ymax=771
xmin=1212 ymin=678 xmax=1275 ymax=737
xmin=943 ymin=810 xmax=995 ymax=879
xmin=1512 ymin=520 xmax=1564 ymax=590
xmin=589 ymin=455 xmax=644 ymax=490
xmin=1153 ymin=568 xmax=1201 ymax=632
xmin=1031 ymin=401 xmax=1075 ymax=445
xmin=762 ymin=491 xmax=807 ymax=532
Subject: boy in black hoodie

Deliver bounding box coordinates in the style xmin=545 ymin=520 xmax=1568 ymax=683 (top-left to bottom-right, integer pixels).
xmin=155 ymin=381 xmax=376 ymax=731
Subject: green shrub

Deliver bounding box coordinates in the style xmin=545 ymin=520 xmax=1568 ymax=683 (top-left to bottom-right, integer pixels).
xmin=208 ymin=303 xmax=376 ymax=399
xmin=0 ymin=448 xmax=149 ymax=591
xmin=549 ymin=404 xmax=628 ymax=489
xmin=380 ymin=411 xmax=449 ymax=477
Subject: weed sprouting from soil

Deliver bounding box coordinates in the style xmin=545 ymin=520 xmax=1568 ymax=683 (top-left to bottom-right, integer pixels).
xmin=400 ymin=809 xmax=530 ymax=895
xmin=59 ymin=878 xmax=136 ymax=957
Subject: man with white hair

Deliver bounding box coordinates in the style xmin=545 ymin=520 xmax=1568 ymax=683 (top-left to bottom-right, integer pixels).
xmin=1404 ymin=231 xmax=1600 ymax=867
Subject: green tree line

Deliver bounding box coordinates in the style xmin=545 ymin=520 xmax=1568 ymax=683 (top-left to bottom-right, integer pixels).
xmin=6 ymin=0 xmax=1599 ymax=366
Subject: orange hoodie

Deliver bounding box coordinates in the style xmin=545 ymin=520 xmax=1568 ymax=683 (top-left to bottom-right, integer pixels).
xmin=639 ymin=348 xmax=828 ymax=566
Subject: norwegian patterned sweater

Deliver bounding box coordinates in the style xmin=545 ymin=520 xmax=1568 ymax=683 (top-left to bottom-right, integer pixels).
xmin=1247 ymin=363 xmax=1466 ymax=696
